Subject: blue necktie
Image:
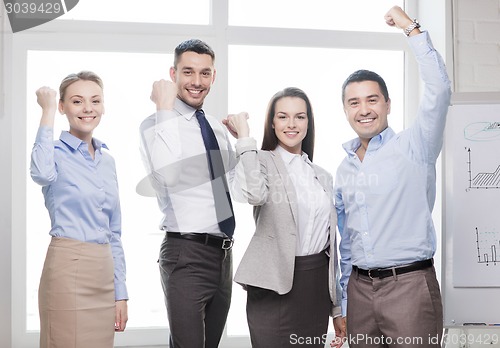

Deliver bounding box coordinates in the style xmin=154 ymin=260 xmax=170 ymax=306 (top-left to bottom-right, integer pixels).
xmin=195 ymin=109 xmax=235 ymax=238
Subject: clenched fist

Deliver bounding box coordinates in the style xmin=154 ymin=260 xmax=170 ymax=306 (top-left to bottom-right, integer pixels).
xmin=36 ymin=86 xmax=57 ymax=113
xmin=151 ymin=79 xmax=178 ymax=111
xmin=223 ymin=112 xmax=250 ymax=139
xmin=36 ymin=86 xmax=58 ymax=126
xmin=384 ymin=6 xmax=416 ymax=33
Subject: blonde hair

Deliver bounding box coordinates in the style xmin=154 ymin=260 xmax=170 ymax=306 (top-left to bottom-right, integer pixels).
xmin=59 ymin=71 xmax=103 ymax=101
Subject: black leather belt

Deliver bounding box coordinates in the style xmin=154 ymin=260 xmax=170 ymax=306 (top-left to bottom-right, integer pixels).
xmin=166 ymin=232 xmax=233 ymax=250
xmin=353 ymin=259 xmax=433 ymax=279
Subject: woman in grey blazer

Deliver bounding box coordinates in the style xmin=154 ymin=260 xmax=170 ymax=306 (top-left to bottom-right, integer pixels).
xmin=225 ymin=87 xmax=344 ymax=348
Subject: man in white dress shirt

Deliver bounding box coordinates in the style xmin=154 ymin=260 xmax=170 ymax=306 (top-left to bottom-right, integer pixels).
xmin=139 ymin=39 xmax=237 ymax=348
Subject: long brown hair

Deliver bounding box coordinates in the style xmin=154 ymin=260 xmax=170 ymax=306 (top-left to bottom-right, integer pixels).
xmin=261 ymin=87 xmax=315 ymax=161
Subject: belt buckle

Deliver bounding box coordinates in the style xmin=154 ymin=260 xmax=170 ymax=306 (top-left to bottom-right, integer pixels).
xmin=222 ymin=238 xmax=233 ymax=250
xmin=368 ymin=269 xmax=375 ymax=280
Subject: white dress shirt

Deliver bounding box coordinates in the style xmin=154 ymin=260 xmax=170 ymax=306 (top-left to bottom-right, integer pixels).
xmin=139 ymin=98 xmax=236 ymax=236
xmin=275 ymin=146 xmax=330 ymax=256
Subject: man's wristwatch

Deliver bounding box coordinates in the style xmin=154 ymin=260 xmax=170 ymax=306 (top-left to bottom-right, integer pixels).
xmin=404 ymin=19 xmax=420 ymax=36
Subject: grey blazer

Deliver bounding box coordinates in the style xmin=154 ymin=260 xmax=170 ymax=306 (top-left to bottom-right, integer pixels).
xmin=232 ymin=138 xmax=341 ymax=316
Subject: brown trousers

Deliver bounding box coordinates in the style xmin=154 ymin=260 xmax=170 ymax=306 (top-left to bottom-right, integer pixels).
xmin=39 ymin=237 xmax=115 ymax=348
xmin=347 ymin=266 xmax=443 ymax=348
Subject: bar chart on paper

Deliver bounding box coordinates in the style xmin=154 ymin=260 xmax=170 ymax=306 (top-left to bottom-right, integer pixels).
xmin=466 ymin=148 xmax=500 ymax=189
xmin=443 ymin=96 xmax=500 ymax=327
xmin=448 ymin=104 xmax=500 ymax=288
xmin=451 ymin=148 xmax=500 ymax=287
xmin=475 ymin=228 xmax=499 ymax=266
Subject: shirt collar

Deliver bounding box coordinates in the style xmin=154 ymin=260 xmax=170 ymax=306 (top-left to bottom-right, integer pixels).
xmin=93 ymin=137 xmax=108 ymax=151
xmin=59 ymin=131 xmax=109 ymax=151
xmin=174 ymin=98 xmax=198 ymax=121
xmin=342 ymin=127 xmax=395 ymax=155
xmin=276 ymin=145 xmax=310 ymax=165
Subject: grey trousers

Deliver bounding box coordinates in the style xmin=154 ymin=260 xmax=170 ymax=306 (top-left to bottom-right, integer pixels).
xmin=347 ymin=266 xmax=443 ymax=348
xmin=159 ymin=235 xmax=232 ymax=348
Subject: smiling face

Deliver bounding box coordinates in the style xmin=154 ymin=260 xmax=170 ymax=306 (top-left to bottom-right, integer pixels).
xmin=170 ymin=51 xmax=215 ymax=109
xmin=273 ymin=96 xmax=308 ymax=155
xmin=343 ymin=80 xmax=391 ymax=147
xmin=58 ymin=79 xmax=104 ymax=143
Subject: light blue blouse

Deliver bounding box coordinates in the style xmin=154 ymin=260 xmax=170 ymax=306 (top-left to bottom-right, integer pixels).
xmin=31 ymin=126 xmax=128 ymax=300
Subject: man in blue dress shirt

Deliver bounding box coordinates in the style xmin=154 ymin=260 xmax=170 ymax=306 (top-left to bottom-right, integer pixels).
xmin=334 ymin=6 xmax=451 ymax=348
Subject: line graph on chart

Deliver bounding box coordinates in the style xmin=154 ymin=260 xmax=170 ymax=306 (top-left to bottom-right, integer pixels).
xmin=450 ymin=107 xmax=500 ymax=287
xmin=466 ymin=148 xmax=500 ymax=189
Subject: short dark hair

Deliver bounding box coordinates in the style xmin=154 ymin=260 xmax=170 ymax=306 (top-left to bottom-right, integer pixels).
xmin=261 ymin=87 xmax=316 ymax=162
xmin=341 ymin=69 xmax=389 ymax=103
xmin=173 ymin=39 xmax=215 ymax=68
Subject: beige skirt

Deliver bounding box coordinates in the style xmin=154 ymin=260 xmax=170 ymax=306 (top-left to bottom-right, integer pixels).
xmin=39 ymin=237 xmax=115 ymax=348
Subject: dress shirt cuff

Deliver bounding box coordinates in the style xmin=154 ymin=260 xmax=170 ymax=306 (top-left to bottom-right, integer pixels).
xmin=408 ymin=30 xmax=432 ymax=56
xmin=114 ymin=282 xmax=129 ymax=301
xmin=35 ymin=125 xmax=54 ymax=144
xmin=235 ymin=137 xmax=257 ymax=156
xmin=332 ymin=305 xmax=342 ymax=318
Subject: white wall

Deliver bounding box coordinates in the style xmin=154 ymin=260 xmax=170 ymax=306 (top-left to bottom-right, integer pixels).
xmin=0 ymin=4 xmax=13 ymax=348
xmin=454 ymin=0 xmax=500 ymax=91
xmin=445 ymin=2 xmax=500 ymax=347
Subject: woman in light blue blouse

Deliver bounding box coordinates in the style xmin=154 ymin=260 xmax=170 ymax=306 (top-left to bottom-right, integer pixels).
xmin=31 ymin=71 xmax=128 ymax=348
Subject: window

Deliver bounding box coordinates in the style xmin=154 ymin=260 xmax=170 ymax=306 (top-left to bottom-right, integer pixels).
xmin=24 ymin=45 xmax=404 ymax=340
xmin=26 ymin=50 xmax=172 ymax=330
xmin=4 ymin=1 xmax=426 ymax=347
xmin=227 ymin=45 xmax=403 ymax=176
xmin=229 ymin=0 xmax=403 ymax=32
xmin=226 ymin=45 xmax=403 ymax=336
xmin=60 ymin=0 xmax=209 ymax=24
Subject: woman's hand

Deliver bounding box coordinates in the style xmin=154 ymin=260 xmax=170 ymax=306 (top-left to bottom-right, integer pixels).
xmin=222 ymin=112 xmax=250 ymax=139
xmin=36 ymin=86 xmax=57 ymax=127
xmin=115 ymin=300 xmax=128 ymax=332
